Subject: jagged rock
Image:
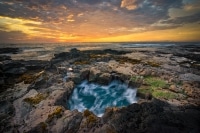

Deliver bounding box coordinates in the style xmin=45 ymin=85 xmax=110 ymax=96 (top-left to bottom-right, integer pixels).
xmin=20 ymin=106 xmax=64 ymax=133
xmin=54 ymin=81 xmax=74 ymax=108
xmin=0 ymin=101 xmax=14 ymax=116
xmin=0 ymin=55 xmax=11 ymax=61
xmin=50 ymin=110 xmax=83 ymax=133
xmin=102 ymin=107 xmax=119 ymax=123
xmin=128 ymin=80 xmax=142 ymax=88
xmin=0 ymin=101 xmax=15 ymax=133
xmin=5 ymin=67 xmax=27 ymax=75
xmin=1 ymin=44 xmax=200 ymax=133
xmin=145 ymin=92 xmax=152 ymax=100
xmin=89 ymin=67 xmax=101 ymax=82
xmin=39 ymin=81 xmax=74 ymax=108
xmin=71 ymin=74 xmax=82 ymax=84
xmin=140 ymin=69 xmax=152 ymax=76
xmin=180 ymin=73 xmax=200 ymax=82
xmin=0 ymin=60 xmax=24 ymax=71
xmin=0 ymin=78 xmax=4 ymax=85
xmin=78 ymin=110 xmax=100 ymax=133
xmin=169 ymin=84 xmax=183 ymax=93
xmin=101 ymin=101 xmax=200 ymax=133
xmin=97 ymin=73 xmax=111 ymax=85
xmin=0 ymin=48 xmax=19 ymax=54
xmin=22 ymin=60 xmax=49 ymax=70
xmin=13 ymin=82 xmax=30 ymax=99
xmin=80 ymin=69 xmax=90 ymax=80
xmin=13 ymin=89 xmax=38 ymax=125
xmin=182 ymin=82 xmax=200 ymax=99
xmin=16 ymin=81 xmax=74 ymax=132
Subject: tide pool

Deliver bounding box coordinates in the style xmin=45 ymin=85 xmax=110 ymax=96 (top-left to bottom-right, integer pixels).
xmin=67 ymin=80 xmax=137 ymax=117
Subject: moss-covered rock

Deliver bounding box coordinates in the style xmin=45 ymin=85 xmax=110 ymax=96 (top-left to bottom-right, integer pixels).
xmin=47 ymin=106 xmax=64 ymax=122
xmin=23 ymin=93 xmax=48 ymax=105
xmin=146 ymin=61 xmax=160 ymax=67
xmin=83 ymin=110 xmax=98 ymax=127
xmin=137 ymin=85 xmax=153 ymax=100
xmin=115 ymin=56 xmax=141 ymax=64
xmin=144 ymin=76 xmax=169 ymax=89
xmin=74 ymin=60 xmax=90 ymax=65
xmin=137 ymin=76 xmax=178 ymax=100
xmin=152 ymin=90 xmax=177 ymax=99
xmin=18 ymin=70 xmax=45 ymax=84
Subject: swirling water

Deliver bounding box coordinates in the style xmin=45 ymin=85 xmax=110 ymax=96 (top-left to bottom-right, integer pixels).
xmin=67 ymin=80 xmax=137 ymax=117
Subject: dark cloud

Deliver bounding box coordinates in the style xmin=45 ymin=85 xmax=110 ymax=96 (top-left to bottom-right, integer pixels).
xmin=150 ymin=25 xmax=180 ymax=31
xmin=122 ymin=0 xmax=183 ymax=24
xmin=76 ymin=0 xmax=103 ymax=5
xmin=0 ymin=0 xmax=183 ymax=25
xmin=0 ymin=0 xmax=199 ymax=42
xmin=0 ymin=30 xmax=28 ymax=42
xmin=162 ymin=12 xmax=200 ymax=24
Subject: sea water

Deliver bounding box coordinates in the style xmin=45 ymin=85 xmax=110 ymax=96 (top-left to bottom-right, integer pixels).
xmin=67 ymin=80 xmax=137 ymax=117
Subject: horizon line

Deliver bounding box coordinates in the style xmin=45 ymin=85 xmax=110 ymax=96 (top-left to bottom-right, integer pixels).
xmin=1 ymin=41 xmax=200 ymax=44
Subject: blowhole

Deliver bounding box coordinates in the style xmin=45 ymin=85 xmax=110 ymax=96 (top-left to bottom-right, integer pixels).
xmin=67 ymin=80 xmax=137 ymax=117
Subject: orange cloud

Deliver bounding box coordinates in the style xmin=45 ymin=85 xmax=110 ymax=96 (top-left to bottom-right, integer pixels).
xmin=121 ymin=0 xmax=138 ymax=10
xmin=90 ymin=23 xmax=200 ymax=42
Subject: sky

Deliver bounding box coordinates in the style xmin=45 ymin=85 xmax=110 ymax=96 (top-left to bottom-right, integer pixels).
xmin=0 ymin=0 xmax=200 ymax=43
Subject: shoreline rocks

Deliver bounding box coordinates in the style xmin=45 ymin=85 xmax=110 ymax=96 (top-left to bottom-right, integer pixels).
xmin=0 ymin=46 xmax=200 ymax=133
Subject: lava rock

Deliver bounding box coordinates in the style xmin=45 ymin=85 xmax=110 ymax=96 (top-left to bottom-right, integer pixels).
xmin=97 ymin=73 xmax=112 ymax=85
xmin=89 ymin=67 xmax=101 ymax=82
xmin=0 ymin=55 xmax=11 ymax=61
xmin=80 ymin=69 xmax=90 ymax=80
xmin=0 ymin=47 xmax=19 ymax=54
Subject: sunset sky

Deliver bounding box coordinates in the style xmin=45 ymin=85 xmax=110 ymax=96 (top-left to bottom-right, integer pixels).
xmin=0 ymin=0 xmax=200 ymax=43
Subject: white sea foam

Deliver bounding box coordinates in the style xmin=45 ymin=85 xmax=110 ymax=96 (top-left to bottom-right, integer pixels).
xmin=68 ymin=80 xmax=137 ymax=117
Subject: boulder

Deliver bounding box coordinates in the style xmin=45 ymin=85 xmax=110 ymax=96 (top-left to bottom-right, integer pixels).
xmin=20 ymin=106 xmax=65 ymax=133
xmin=78 ymin=109 xmax=100 ymax=132
xmin=54 ymin=81 xmax=74 ymax=108
xmin=169 ymin=85 xmax=182 ymax=93
xmin=97 ymin=73 xmax=111 ymax=85
xmin=15 ymin=81 xmax=74 ymax=133
xmin=89 ymin=67 xmax=101 ymax=82
xmin=50 ymin=110 xmax=83 ymax=133
xmin=39 ymin=81 xmax=74 ymax=108
xmin=80 ymin=69 xmax=90 ymax=80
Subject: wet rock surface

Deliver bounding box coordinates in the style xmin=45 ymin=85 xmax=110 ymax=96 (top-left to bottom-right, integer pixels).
xmin=0 ymin=48 xmax=20 ymax=54
xmin=0 ymin=45 xmax=200 ymax=133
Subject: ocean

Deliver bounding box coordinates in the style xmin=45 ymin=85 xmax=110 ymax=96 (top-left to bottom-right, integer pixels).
xmin=0 ymin=42 xmax=199 ymax=61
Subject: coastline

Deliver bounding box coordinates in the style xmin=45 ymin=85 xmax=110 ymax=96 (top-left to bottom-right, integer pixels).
xmin=0 ymin=43 xmax=200 ymax=133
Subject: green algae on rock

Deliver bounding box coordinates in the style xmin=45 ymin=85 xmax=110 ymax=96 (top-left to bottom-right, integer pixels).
xmin=23 ymin=93 xmax=48 ymax=105
xmin=47 ymin=106 xmax=64 ymax=122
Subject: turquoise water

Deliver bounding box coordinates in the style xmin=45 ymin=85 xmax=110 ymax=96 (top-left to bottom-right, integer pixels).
xmin=67 ymin=80 xmax=137 ymax=116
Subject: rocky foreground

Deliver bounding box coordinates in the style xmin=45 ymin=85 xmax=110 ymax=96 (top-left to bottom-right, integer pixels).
xmin=0 ymin=45 xmax=200 ymax=133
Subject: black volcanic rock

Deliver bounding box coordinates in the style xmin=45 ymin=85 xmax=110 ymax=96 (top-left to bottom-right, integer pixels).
xmin=21 ymin=60 xmax=50 ymax=70
xmin=101 ymin=99 xmax=200 ymax=133
xmin=53 ymin=48 xmax=81 ymax=60
xmin=51 ymin=48 xmax=131 ymax=65
xmin=0 ymin=47 xmax=20 ymax=54
xmin=0 ymin=59 xmax=50 ymax=94
xmin=0 ymin=60 xmax=24 ymax=71
xmin=1 ymin=45 xmax=200 ymax=133
xmin=0 ymin=55 xmax=11 ymax=61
